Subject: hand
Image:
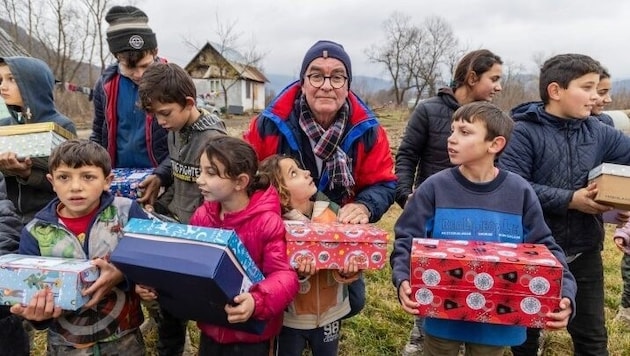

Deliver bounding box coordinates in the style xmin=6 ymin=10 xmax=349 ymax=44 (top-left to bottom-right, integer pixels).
xmin=10 ymin=288 xmax=62 ymax=321
xmin=613 ymin=237 xmax=627 ymax=253
xmin=296 ymin=257 xmax=316 ymax=277
xmin=545 ymin=297 xmax=572 ymax=329
xmin=135 ymin=284 xmax=158 ymax=301
xmin=137 ymin=174 xmax=161 ymax=205
xmin=82 ymin=258 xmax=124 ymax=308
xmin=338 ymin=203 xmax=370 ymax=224
xmin=225 ymin=292 xmax=255 ymax=323
xmin=613 ymin=211 xmax=630 ymax=227
xmin=398 ymin=280 xmax=419 ymax=315
xmin=568 ymin=183 xmax=613 ymax=214
xmin=0 ymin=152 xmax=32 ymax=179
xmin=340 ymin=255 xmax=360 ymax=277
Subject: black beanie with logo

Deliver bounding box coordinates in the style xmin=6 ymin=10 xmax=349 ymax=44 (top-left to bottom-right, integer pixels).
xmin=105 ymin=5 xmax=157 ymax=55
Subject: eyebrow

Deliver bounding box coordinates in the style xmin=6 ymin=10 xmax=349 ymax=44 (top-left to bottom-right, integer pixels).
xmin=307 ymin=65 xmax=346 ymax=74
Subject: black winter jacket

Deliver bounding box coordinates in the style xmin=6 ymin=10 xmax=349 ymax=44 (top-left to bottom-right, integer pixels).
xmin=499 ymin=102 xmax=630 ymax=256
xmin=394 ymin=88 xmax=458 ymax=207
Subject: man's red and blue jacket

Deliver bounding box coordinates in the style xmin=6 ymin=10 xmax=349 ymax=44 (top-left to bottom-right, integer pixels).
xmin=244 ymin=81 xmax=396 ymax=222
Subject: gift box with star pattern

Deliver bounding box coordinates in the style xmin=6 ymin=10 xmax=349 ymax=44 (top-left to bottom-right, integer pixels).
xmin=0 ymin=254 xmax=99 ymax=310
xmin=284 ymin=220 xmax=388 ymax=270
xmin=410 ymin=238 xmax=563 ymax=327
xmin=109 ymin=168 xmax=154 ymax=199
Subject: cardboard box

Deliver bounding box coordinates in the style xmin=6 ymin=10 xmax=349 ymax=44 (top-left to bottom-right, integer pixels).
xmin=0 ymin=254 xmax=99 ymax=310
xmin=284 ymin=220 xmax=388 ymax=270
xmin=410 ymin=239 xmax=563 ymax=327
xmin=110 ymin=218 xmax=266 ymax=334
xmin=588 ymin=163 xmax=630 ymax=210
xmin=0 ymin=122 xmax=76 ymax=158
xmin=110 ymin=168 xmax=153 ymax=198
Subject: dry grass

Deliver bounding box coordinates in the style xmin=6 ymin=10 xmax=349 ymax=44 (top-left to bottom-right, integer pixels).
xmin=30 ymin=108 xmax=630 ymax=355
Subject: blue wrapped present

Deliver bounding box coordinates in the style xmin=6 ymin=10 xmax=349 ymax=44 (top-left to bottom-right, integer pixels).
xmin=110 ymin=218 xmax=266 ymax=333
xmin=0 ymin=254 xmax=99 ymax=310
xmin=109 ymin=168 xmax=153 ymax=198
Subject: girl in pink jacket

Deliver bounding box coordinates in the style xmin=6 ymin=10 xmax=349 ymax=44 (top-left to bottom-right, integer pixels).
xmin=190 ymin=136 xmax=299 ymax=355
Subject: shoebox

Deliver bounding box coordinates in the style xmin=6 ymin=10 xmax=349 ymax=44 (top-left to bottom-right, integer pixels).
xmin=110 ymin=218 xmax=266 ymax=334
xmin=410 ymin=238 xmax=563 ymax=328
xmin=0 ymin=254 xmax=99 ymax=310
xmin=0 ymin=122 xmax=76 ymax=158
xmin=588 ymin=163 xmax=630 ymax=210
xmin=109 ymin=168 xmax=154 ymax=199
xmin=284 ymin=220 xmax=388 ymax=270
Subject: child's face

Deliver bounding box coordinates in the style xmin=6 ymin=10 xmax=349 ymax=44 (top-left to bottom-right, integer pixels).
xmin=0 ymin=64 xmax=24 ymax=107
xmin=554 ymin=73 xmax=599 ymax=119
xmin=279 ymin=158 xmax=317 ymax=206
xmin=150 ymin=99 xmax=194 ymax=131
xmin=118 ymin=53 xmax=155 ymax=84
xmin=46 ymin=164 xmax=113 ymax=218
xmin=470 ymin=63 xmax=503 ymax=102
xmin=196 ymin=152 xmax=239 ymax=203
xmin=592 ymin=77 xmax=612 ymax=116
xmin=447 ymin=118 xmax=495 ymax=166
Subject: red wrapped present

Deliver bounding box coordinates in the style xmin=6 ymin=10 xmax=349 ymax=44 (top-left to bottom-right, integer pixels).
xmin=284 ymin=220 xmax=388 ymax=270
xmin=410 ymin=238 xmax=563 ymax=327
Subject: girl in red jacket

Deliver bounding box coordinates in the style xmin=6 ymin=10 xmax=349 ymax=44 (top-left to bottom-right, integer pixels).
xmin=259 ymin=155 xmax=360 ymax=356
xmin=190 ymin=136 xmax=299 ymax=356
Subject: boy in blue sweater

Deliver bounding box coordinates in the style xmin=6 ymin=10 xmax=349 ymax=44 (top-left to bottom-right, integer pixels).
xmin=390 ymin=102 xmax=577 ymax=355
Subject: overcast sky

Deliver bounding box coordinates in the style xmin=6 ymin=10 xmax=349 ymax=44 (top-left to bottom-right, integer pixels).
xmin=139 ymin=0 xmax=630 ymax=81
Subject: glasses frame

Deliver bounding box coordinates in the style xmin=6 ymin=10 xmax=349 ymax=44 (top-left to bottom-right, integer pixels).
xmin=305 ymin=73 xmax=348 ymax=89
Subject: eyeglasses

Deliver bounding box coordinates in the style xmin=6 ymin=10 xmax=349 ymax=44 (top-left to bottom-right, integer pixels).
xmin=306 ymin=73 xmax=348 ymax=89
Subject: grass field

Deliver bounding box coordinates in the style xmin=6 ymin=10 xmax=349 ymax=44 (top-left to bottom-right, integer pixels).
xmin=31 ymin=110 xmax=630 ymax=355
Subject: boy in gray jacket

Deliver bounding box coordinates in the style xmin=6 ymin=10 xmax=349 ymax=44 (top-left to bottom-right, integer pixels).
xmin=136 ymin=62 xmax=226 ymax=356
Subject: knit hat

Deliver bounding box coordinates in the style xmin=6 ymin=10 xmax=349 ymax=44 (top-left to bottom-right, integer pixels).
xmin=105 ymin=6 xmax=157 ymax=55
xmin=299 ymin=40 xmax=352 ymax=87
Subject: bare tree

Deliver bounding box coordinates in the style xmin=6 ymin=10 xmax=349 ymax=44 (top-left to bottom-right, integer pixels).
xmin=367 ymin=13 xmax=461 ymax=108
xmin=82 ymin=0 xmax=111 ymax=79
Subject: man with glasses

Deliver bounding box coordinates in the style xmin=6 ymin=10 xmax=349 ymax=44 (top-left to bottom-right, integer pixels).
xmin=90 ymin=5 xmax=168 ymax=176
xmin=245 ymin=39 xmax=396 ymax=326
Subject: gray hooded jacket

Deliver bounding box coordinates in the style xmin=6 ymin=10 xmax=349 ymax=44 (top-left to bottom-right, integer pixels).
xmin=0 ymin=56 xmax=76 ymax=223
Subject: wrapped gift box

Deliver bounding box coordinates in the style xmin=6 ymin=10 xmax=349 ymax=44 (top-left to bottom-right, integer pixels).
xmin=110 ymin=168 xmax=153 ymax=198
xmin=284 ymin=220 xmax=388 ymax=270
xmin=588 ymin=163 xmax=630 ymax=210
xmin=0 ymin=254 xmax=99 ymax=310
xmin=0 ymin=122 xmax=75 ymax=158
xmin=110 ymin=218 xmax=266 ymax=334
xmin=410 ymin=239 xmax=563 ymax=327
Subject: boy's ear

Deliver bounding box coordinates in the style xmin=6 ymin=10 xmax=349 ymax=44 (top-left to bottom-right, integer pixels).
xmin=46 ymin=173 xmax=55 ymax=190
xmin=185 ymin=96 xmax=196 ymax=109
xmin=103 ymin=173 xmax=114 ymax=190
xmin=234 ymin=173 xmax=250 ymax=191
xmin=547 ymin=82 xmax=562 ymax=101
xmin=488 ymin=136 xmax=507 ymax=154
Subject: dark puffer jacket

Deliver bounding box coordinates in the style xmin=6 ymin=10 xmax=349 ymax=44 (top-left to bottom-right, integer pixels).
xmin=498 ymin=102 xmax=630 ymax=256
xmin=394 ymin=88 xmax=458 ymax=207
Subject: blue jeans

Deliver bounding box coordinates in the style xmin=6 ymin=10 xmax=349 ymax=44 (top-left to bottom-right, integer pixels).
xmin=277 ymin=321 xmax=341 ymax=356
xmin=343 ymin=275 xmax=365 ymax=319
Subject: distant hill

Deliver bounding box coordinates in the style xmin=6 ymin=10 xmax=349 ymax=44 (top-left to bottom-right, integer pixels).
xmin=265 ymin=73 xmax=392 ymax=96
xmin=614 ymin=79 xmax=630 ymax=92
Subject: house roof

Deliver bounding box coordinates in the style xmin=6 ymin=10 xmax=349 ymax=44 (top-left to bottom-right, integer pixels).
xmin=0 ymin=27 xmax=30 ymax=57
xmin=185 ymin=42 xmax=268 ymax=83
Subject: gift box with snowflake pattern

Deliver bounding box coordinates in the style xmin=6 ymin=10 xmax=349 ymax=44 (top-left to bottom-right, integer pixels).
xmin=284 ymin=220 xmax=388 ymax=270
xmin=0 ymin=254 xmax=99 ymax=310
xmin=410 ymin=238 xmax=563 ymax=327
xmin=0 ymin=122 xmax=75 ymax=158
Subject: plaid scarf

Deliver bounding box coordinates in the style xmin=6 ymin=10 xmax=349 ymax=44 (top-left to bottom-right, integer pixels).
xmin=298 ymin=95 xmax=355 ymax=191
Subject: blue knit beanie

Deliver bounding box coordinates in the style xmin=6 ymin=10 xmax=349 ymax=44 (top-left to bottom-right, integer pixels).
xmin=299 ymin=40 xmax=352 ymax=87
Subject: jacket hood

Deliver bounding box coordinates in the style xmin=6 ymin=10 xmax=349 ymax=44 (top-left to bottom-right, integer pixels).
xmin=510 ymin=101 xmax=586 ymax=131
xmin=436 ymin=87 xmax=459 ymax=110
xmin=189 ymin=109 xmax=227 ymax=134
xmin=200 ymin=185 xmax=281 ymax=226
xmin=1 ymin=56 xmax=64 ymax=124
